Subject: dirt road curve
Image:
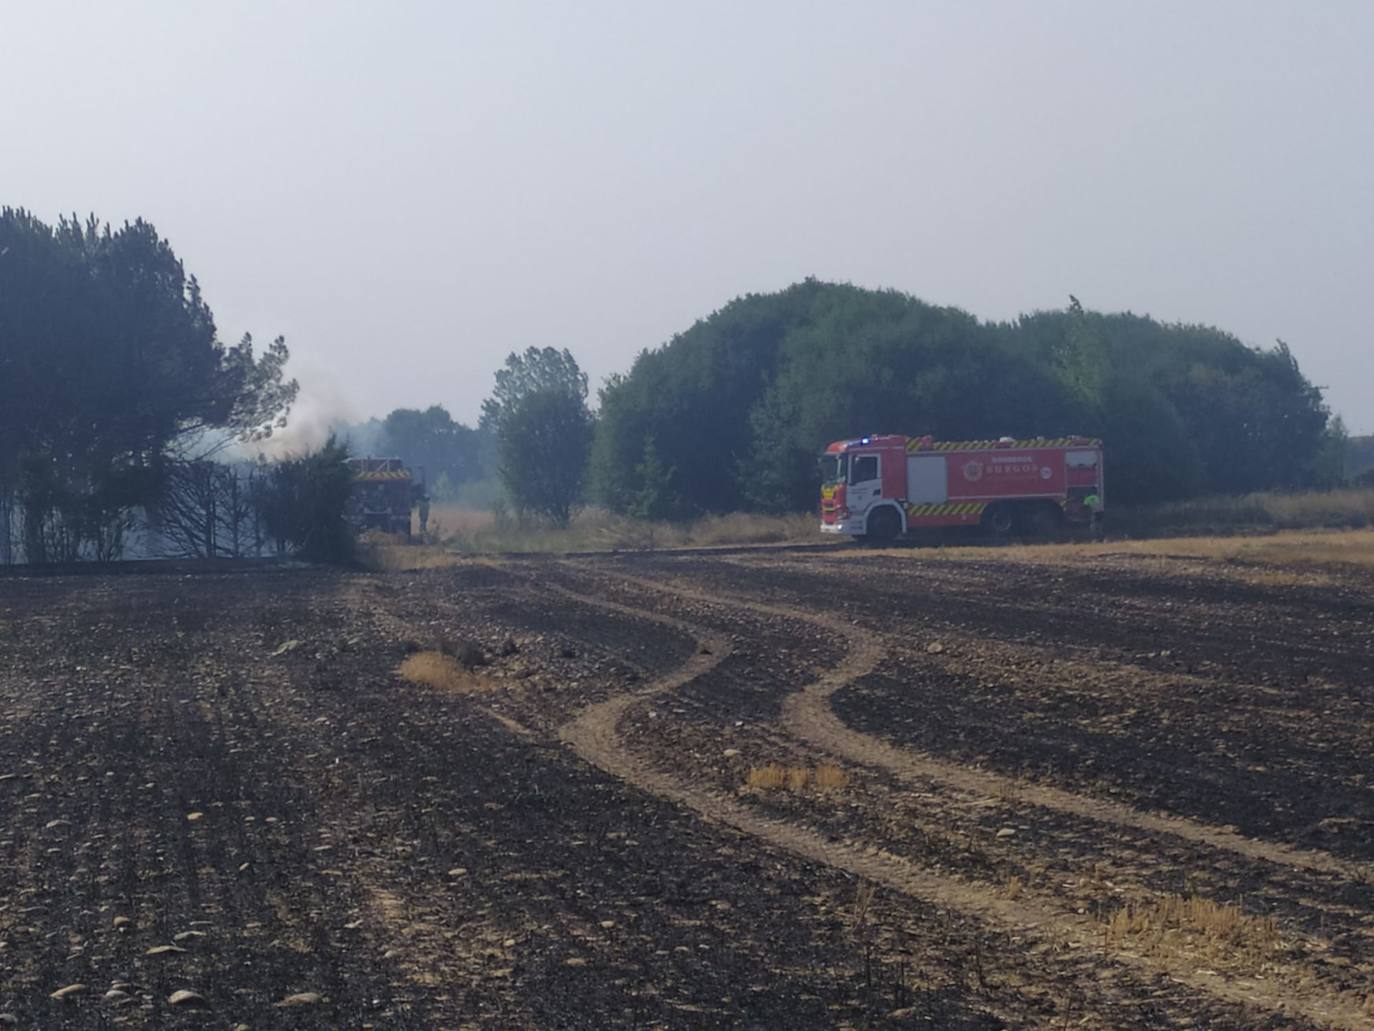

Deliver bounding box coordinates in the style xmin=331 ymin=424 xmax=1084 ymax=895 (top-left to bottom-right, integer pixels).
xmin=2 ymin=549 xmax=1372 ymax=1029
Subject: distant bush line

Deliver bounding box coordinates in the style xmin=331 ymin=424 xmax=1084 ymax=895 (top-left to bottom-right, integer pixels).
xmin=590 ymin=281 xmax=1349 ymax=518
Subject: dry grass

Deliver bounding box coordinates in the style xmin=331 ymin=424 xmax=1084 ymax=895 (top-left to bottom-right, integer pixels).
xmin=1086 ymin=528 xmax=1374 ymax=568
xmin=426 ymin=503 xmax=495 ymax=538
xmin=746 ymin=762 xmax=850 ymax=793
xmin=1104 ymin=895 xmax=1282 ymax=964
xmin=856 ymin=527 xmax=1374 ymax=571
xmin=1134 ymin=527 xmax=1374 ymax=568
xmin=746 ymin=763 xmax=788 ymax=790
xmin=395 ymin=651 xmax=493 ymax=694
xmin=812 ymin=763 xmax=851 ymax=790
xmin=446 ymin=508 xmax=821 ymax=555
xmin=370 ymin=488 xmax=1374 ymax=566
xmin=358 ymin=507 xmax=822 ymax=564
xmin=1117 ymin=487 xmax=1374 ymax=535
xmin=369 ymin=487 xmax=1374 ymax=560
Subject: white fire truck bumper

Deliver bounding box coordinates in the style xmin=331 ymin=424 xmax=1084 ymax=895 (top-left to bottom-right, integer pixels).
xmin=819 ymin=519 xmax=861 ymax=535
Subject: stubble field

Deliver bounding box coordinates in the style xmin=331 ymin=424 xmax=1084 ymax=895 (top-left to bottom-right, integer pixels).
xmin=2 ymin=542 xmax=1373 ymax=1029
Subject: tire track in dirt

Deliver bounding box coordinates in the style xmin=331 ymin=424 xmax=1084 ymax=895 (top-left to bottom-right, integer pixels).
xmin=546 ymin=583 xmax=735 ymax=757
xmin=550 ymin=567 xmax=1374 ymax=1031
xmin=604 ymin=567 xmax=1372 ymax=884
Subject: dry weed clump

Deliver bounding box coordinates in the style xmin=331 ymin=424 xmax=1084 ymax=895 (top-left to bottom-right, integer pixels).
xmin=746 ymin=764 xmax=788 ymax=790
xmin=1104 ymin=895 xmax=1282 ymax=964
xmin=812 ymin=763 xmax=851 ymax=790
xmin=396 ymin=651 xmax=493 ymax=694
xmin=746 ymin=762 xmax=850 ymax=793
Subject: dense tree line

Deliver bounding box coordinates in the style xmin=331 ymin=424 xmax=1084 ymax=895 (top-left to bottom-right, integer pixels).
xmin=2 ymin=208 xmax=1352 ymax=554
xmin=0 ymin=209 xmax=299 ymax=561
xmin=589 ymin=281 xmax=1342 ymax=515
xmin=448 ymin=282 xmax=1350 ymax=524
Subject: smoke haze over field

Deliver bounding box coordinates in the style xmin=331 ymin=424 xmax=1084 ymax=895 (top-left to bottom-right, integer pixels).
xmin=3 ymin=2 xmax=1371 ymax=431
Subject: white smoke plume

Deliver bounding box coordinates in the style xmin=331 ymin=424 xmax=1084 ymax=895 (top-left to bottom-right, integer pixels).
xmin=226 ymin=373 xmax=381 ymax=463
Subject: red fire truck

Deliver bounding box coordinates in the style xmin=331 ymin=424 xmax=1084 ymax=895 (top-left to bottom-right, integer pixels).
xmin=346 ymin=457 xmax=423 ymax=537
xmin=819 ymin=434 xmax=1103 ymax=541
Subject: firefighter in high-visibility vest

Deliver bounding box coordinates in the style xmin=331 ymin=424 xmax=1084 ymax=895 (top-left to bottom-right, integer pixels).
xmin=1083 ymin=491 xmax=1102 ymax=535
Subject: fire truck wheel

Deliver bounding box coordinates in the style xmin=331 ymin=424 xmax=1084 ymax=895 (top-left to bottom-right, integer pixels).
xmin=981 ymin=503 xmax=1017 ymax=539
xmin=864 ymin=507 xmax=902 ymax=544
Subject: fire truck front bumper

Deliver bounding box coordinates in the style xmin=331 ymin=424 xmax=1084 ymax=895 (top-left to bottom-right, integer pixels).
xmin=820 ymin=518 xmax=861 ymax=535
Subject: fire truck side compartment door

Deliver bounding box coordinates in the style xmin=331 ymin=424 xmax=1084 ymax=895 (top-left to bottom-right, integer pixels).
xmin=906 ymin=455 xmax=948 ymax=503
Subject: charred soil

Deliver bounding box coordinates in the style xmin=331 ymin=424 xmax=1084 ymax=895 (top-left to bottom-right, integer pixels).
xmin=2 ymin=548 xmax=1372 ymax=1029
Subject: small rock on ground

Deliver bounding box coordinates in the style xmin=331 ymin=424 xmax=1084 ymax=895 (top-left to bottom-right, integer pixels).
xmin=275 ymin=992 xmax=323 ymax=1007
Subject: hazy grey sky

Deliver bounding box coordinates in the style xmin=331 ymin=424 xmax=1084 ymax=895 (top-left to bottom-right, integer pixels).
xmin=5 ymin=2 xmax=1371 ymax=433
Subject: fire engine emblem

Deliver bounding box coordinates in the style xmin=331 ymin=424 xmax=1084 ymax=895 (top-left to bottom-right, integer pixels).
xmin=962 ymin=460 xmax=983 ymax=482
xmin=1040 ymin=466 xmax=1052 ymax=480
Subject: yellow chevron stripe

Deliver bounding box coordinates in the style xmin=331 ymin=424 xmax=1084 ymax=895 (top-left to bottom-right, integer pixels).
xmin=353 ymin=470 xmax=411 ymax=481
xmin=904 ymin=502 xmax=992 ymax=519
xmin=907 ymin=436 xmax=1102 ymax=452
xmin=905 ymin=502 xmax=982 ymax=517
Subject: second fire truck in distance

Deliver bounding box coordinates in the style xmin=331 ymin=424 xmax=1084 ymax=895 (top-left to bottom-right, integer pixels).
xmin=346 ymin=457 xmax=424 ymax=537
xmin=819 ymin=434 xmax=1103 ymax=541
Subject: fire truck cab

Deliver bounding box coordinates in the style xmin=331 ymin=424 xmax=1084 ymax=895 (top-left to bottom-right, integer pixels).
xmin=820 ymin=434 xmax=1103 ymax=541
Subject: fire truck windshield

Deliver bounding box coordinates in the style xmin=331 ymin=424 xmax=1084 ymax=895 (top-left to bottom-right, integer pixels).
xmin=819 ymin=453 xmax=847 ymax=484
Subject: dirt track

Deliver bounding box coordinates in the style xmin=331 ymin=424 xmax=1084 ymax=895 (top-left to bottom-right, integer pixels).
xmin=2 ymin=548 xmax=1373 ymax=1028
